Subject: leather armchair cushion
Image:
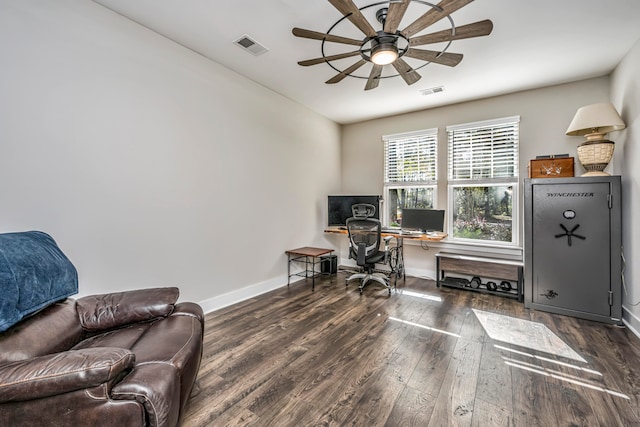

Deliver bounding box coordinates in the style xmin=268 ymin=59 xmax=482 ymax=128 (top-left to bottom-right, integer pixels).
xmin=0 ymin=347 xmax=134 ymax=403
xmin=0 ymin=385 xmax=146 ymax=426
xmin=76 ymin=287 xmax=179 ymax=332
xmin=72 ymin=323 xmax=152 ymax=351
xmin=0 ymin=300 xmax=83 ymax=364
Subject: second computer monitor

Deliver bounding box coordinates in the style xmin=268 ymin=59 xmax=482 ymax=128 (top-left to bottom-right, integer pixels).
xmin=401 ymin=208 xmax=445 ymax=232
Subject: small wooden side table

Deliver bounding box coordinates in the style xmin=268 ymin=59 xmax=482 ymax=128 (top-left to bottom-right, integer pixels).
xmin=285 ymin=246 xmax=335 ymax=290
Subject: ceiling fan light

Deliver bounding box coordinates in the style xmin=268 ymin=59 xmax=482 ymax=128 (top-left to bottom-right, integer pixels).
xmin=371 ymin=42 xmax=398 ymax=65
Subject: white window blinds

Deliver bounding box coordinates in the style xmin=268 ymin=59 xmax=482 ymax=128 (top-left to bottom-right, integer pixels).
xmin=447 ymin=116 xmax=520 ymax=181
xmin=383 ymin=128 xmax=438 ymax=184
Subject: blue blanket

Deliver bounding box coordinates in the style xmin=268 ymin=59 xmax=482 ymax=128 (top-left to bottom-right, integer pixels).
xmin=0 ymin=231 xmax=78 ymax=332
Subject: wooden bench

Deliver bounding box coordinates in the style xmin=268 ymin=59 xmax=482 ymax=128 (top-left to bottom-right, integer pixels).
xmin=435 ymin=252 xmax=523 ymax=301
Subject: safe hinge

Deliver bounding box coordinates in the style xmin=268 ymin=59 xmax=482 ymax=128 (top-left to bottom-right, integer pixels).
xmin=608 ymin=291 xmax=613 ymax=306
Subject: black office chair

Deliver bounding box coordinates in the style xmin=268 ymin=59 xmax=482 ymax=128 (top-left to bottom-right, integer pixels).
xmin=345 ymin=204 xmax=396 ymax=295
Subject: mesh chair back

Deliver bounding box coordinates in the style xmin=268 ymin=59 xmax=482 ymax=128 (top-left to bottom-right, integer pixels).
xmin=346 ymin=217 xmax=382 ymax=261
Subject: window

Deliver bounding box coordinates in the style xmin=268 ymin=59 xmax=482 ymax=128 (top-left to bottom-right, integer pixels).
xmin=383 ymin=128 xmax=438 ymax=227
xmin=447 ymin=116 xmax=520 ymax=244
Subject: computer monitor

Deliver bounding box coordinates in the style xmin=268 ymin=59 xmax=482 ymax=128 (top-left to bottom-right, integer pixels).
xmin=327 ymin=195 xmax=381 ymax=226
xmin=401 ymin=208 xmax=445 ymax=232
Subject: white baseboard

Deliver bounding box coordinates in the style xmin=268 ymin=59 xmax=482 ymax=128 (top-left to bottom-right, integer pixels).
xmin=622 ymin=305 xmax=640 ymax=339
xmin=197 ymin=259 xmax=438 ymax=315
xmin=198 ymin=275 xmax=295 ymax=314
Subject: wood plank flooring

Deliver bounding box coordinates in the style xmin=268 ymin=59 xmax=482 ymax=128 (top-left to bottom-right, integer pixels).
xmin=182 ymin=272 xmax=640 ymax=426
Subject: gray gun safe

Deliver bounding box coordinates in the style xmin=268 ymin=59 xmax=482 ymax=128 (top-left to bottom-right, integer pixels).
xmin=524 ymin=176 xmax=622 ymax=324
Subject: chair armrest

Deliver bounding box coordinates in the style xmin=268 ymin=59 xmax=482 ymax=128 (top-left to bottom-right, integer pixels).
xmin=172 ymin=302 xmax=204 ymax=322
xmin=0 ymin=347 xmax=134 ymax=403
xmin=356 ymin=242 xmax=367 ymax=266
xmin=76 ymin=287 xmax=179 ymax=332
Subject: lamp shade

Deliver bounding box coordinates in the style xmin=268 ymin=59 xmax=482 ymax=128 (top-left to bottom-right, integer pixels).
xmin=566 ymin=102 xmax=626 ymax=137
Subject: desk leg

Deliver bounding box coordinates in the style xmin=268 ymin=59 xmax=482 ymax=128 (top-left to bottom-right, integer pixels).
xmin=311 ymin=256 xmax=316 ymax=290
xmin=436 ymin=256 xmax=441 ymax=288
xmin=287 ymin=253 xmax=291 ymax=286
xmin=397 ymin=238 xmax=405 ymax=280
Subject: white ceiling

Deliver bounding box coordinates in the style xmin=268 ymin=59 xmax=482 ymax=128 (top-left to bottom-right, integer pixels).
xmin=92 ymin=0 xmax=640 ymax=124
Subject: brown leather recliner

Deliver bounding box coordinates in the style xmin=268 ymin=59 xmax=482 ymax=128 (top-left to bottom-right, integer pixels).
xmin=0 ymin=231 xmax=204 ymax=426
xmin=0 ymin=286 xmax=204 ymax=426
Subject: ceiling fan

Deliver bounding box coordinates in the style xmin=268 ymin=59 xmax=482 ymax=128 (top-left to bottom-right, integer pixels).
xmin=292 ymin=0 xmax=493 ymax=90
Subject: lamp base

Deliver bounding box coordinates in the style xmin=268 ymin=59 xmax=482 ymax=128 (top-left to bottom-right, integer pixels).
xmin=577 ymin=139 xmax=614 ymax=178
xmin=581 ymin=170 xmax=611 ymax=177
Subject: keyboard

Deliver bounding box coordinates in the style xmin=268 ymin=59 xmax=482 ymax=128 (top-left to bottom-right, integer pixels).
xmin=382 ymin=229 xmax=422 ymax=235
xmin=399 ymin=230 xmax=423 ymax=235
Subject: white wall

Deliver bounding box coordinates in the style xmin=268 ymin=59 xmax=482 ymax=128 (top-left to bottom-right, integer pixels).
xmin=339 ymin=78 xmax=612 ymax=278
xmin=0 ymin=1 xmax=341 ymax=309
xmin=611 ymin=37 xmax=640 ymax=333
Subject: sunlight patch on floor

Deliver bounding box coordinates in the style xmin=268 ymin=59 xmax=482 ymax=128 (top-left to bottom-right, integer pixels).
xmin=473 ymin=309 xmax=586 ymax=362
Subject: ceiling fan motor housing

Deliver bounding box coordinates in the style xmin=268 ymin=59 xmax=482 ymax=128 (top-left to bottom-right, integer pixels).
xmin=292 ymin=0 xmax=494 ymax=90
xmin=371 ymin=32 xmax=398 ymax=49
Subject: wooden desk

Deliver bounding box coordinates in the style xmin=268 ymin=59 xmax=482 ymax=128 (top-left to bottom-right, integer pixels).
xmin=324 ymin=227 xmax=447 ymax=242
xmin=324 ymin=228 xmax=447 ymax=279
xmin=285 ymin=246 xmax=335 ymax=290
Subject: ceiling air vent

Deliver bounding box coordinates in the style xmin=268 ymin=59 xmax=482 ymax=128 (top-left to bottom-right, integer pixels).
xmin=234 ymin=34 xmax=269 ymax=56
xmin=419 ymin=86 xmax=445 ymax=96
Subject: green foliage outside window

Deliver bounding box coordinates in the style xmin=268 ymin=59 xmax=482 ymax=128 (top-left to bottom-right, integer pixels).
xmin=452 ymin=185 xmax=513 ymax=242
xmin=388 ymin=187 xmax=434 ymax=227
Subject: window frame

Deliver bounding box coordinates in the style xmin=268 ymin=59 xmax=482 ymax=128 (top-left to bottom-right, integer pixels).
xmin=382 ymin=128 xmax=438 ymax=227
xmin=446 ymin=116 xmax=520 ymax=246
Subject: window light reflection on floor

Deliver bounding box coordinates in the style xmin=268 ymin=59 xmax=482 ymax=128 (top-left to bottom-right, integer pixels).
xmin=388 ymin=316 xmax=460 ymax=337
xmin=473 ymin=309 xmax=586 ymax=362
xmin=395 ymin=289 xmax=442 ymax=302
xmin=503 ymin=356 xmax=597 ymax=383
xmin=504 ymin=358 xmax=629 ymax=400
xmin=473 ymin=311 xmax=630 ymax=401
xmin=495 ymin=344 xmax=601 ymax=376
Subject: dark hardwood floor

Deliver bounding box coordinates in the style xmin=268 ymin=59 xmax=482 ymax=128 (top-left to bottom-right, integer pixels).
xmin=183 ymin=272 xmax=640 ymax=426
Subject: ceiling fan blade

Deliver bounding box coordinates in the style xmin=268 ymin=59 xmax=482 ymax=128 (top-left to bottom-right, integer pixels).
xmin=405 ymin=48 xmax=463 ymax=67
xmin=365 ymin=64 xmax=383 ymax=90
xmin=391 ymin=58 xmax=421 ymax=85
xmin=298 ymin=50 xmax=362 ymax=66
xmin=402 ymin=0 xmax=473 ymax=38
xmin=328 ymin=0 xmax=377 ymax=37
xmin=292 ymin=27 xmax=363 ymax=46
xmin=410 ymin=20 xmax=493 ymax=46
xmin=384 ymin=0 xmax=410 ymax=34
xmin=326 ymin=59 xmax=368 ymax=84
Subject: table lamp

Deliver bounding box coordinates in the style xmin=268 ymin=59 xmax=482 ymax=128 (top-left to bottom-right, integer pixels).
xmin=566 ymin=102 xmax=626 ymax=176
